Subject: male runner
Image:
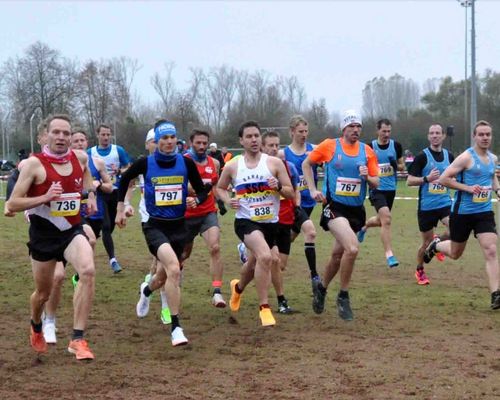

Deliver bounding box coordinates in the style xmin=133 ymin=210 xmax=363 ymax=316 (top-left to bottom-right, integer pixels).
xmin=407 ymin=124 xmax=453 ymax=285
xmin=303 ymin=110 xmax=379 ymax=320
xmin=279 ymin=115 xmax=320 ymax=287
xmin=358 ymin=119 xmax=405 ymax=268
xmin=182 ymin=128 xmax=226 ymax=307
xmin=7 ymin=114 xmax=97 ymax=360
xmin=123 ymin=129 xmax=171 ymax=324
xmin=217 ymin=121 xmax=294 ymax=326
xmin=116 ymin=120 xmax=210 ymax=346
xmin=261 ymin=130 xmax=300 ymax=313
xmin=423 ymin=120 xmax=500 ymax=309
xmin=89 ymin=124 xmax=130 ymax=273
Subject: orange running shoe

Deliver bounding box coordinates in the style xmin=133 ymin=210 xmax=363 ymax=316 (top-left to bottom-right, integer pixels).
xmin=230 ymin=279 xmax=242 ymax=312
xmin=30 ymin=327 xmax=48 ymax=353
xmin=259 ymin=307 xmax=276 ymax=327
xmin=415 ymin=269 xmax=430 ymax=285
xmin=433 ymin=235 xmax=446 ymax=261
xmin=68 ymin=339 xmax=95 ymax=360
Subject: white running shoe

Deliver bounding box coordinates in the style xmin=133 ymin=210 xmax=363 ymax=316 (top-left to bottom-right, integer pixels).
xmin=237 ymin=242 xmax=248 ymax=264
xmin=42 ymin=320 xmax=57 ymax=344
xmin=136 ymin=282 xmax=151 ymax=318
xmin=211 ymin=293 xmax=227 ymax=308
xmin=171 ymin=327 xmax=189 ymax=347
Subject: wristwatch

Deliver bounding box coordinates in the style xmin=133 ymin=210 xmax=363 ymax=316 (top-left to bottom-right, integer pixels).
xmin=423 ymin=176 xmax=428 ymax=184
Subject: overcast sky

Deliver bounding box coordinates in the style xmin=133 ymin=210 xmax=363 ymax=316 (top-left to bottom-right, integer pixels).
xmin=1 ymin=0 xmax=500 ymax=115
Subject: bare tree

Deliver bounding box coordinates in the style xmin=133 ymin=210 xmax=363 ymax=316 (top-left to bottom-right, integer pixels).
xmin=151 ymin=61 xmax=176 ymax=116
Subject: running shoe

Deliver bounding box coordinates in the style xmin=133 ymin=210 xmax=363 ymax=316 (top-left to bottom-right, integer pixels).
xmin=71 ymin=274 xmax=79 ymax=289
xmin=336 ymin=296 xmax=354 ymax=321
xmin=278 ymin=299 xmax=293 ymax=314
xmin=415 ymin=268 xmax=430 ymax=285
xmin=230 ymin=279 xmax=242 ymax=312
xmin=259 ymin=307 xmax=276 ymax=327
xmin=357 ymin=228 xmax=367 ymax=243
xmin=237 ymin=243 xmax=248 ymax=264
xmin=423 ymin=237 xmax=440 ymax=263
xmin=211 ymin=293 xmax=227 ymax=308
xmin=30 ymin=327 xmax=48 ymax=353
xmin=386 ymin=255 xmax=399 ymax=268
xmin=160 ymin=307 xmax=172 ymax=325
xmin=312 ymin=277 xmax=326 ymax=314
xmin=491 ymin=290 xmax=500 ymax=310
xmin=67 ymin=339 xmax=95 ymax=360
xmin=171 ymin=327 xmax=189 ymax=346
xmin=110 ymin=260 xmax=122 ymax=273
xmin=42 ymin=320 xmax=57 ymax=344
xmin=136 ymin=282 xmax=151 ymax=318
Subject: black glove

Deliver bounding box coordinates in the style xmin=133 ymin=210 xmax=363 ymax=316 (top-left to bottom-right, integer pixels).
xmin=217 ymin=199 xmax=227 ymax=216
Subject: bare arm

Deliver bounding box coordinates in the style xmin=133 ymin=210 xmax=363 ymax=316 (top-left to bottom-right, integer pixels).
xmin=302 ymin=156 xmax=325 ymax=203
xmin=270 ymin=157 xmax=294 ymax=200
xmin=94 ymin=157 xmax=113 ymax=194
xmin=216 ymin=162 xmax=238 ymax=208
xmin=6 ymin=157 xmax=61 ymax=212
xmin=397 ymin=156 xmax=406 ymax=171
xmin=438 ymin=152 xmax=477 ymax=194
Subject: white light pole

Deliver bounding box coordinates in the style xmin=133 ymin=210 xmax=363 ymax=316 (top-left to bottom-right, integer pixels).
xmin=470 ymin=0 xmax=477 ymax=144
xmin=29 ymin=112 xmax=36 ymax=154
xmin=2 ymin=111 xmax=11 ymax=161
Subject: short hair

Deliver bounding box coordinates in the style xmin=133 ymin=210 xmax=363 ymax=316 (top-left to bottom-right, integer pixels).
xmin=46 ymin=114 xmax=71 ymax=132
xmin=97 ymin=124 xmax=111 ymax=134
xmin=473 ymin=120 xmax=492 ymax=135
xmin=289 ymin=115 xmax=308 ymax=130
xmin=238 ymin=120 xmax=261 ymax=138
xmin=190 ymin=128 xmax=210 ymax=143
xmin=376 ymin=118 xmax=392 ymax=130
xmin=72 ymin=129 xmax=88 ymax=137
xmin=36 ymin=119 xmax=48 ymax=136
xmin=262 ymin=130 xmax=280 ymax=145
xmin=428 ymin=123 xmax=444 ymax=132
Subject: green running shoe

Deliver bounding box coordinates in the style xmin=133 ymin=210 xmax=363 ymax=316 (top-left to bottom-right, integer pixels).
xmin=160 ymin=307 xmax=171 ymax=325
xmin=71 ymin=274 xmax=79 ymax=289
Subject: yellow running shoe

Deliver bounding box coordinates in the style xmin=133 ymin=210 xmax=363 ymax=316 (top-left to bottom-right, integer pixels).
xmin=259 ymin=307 xmax=276 ymax=327
xmin=230 ymin=279 xmax=241 ymax=312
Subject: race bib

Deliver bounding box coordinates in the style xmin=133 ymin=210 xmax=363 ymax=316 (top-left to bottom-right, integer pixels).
xmin=155 ymin=184 xmax=182 ymax=206
xmin=50 ymin=193 xmax=81 ymax=216
xmin=428 ymin=182 xmax=447 ymax=195
xmin=250 ymin=202 xmax=275 ymax=221
xmin=335 ymin=177 xmax=361 ymax=197
xmin=378 ymin=163 xmax=394 ymax=177
xmin=473 ymin=186 xmax=491 ymax=203
xmin=298 ymin=175 xmax=308 ymax=192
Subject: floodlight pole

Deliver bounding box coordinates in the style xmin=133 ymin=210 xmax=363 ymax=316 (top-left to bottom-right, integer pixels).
xmin=29 ymin=112 xmax=36 ymax=154
xmin=470 ymin=0 xmax=477 ymax=144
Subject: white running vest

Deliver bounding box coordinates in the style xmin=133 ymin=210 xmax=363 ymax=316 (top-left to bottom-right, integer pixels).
xmin=234 ymin=153 xmax=280 ymax=223
xmin=91 ymin=145 xmax=120 ymax=189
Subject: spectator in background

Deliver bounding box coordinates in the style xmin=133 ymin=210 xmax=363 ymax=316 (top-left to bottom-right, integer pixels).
xmin=209 ymin=143 xmax=225 ymax=169
xmin=221 ymin=146 xmax=233 ymax=164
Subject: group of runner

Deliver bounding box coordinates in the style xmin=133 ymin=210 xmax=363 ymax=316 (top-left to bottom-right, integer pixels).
xmin=4 ymin=110 xmax=500 ymax=361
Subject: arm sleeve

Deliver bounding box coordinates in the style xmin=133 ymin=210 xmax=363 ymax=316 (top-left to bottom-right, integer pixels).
xmin=308 ymin=139 xmax=336 ymax=164
xmin=5 ymin=169 xmax=20 ymax=201
xmin=184 ymin=156 xmax=210 ymax=204
xmin=118 ymin=157 xmax=147 ymax=202
xmin=449 ymin=152 xmax=455 ymax=163
xmin=407 ymin=153 xmax=427 ymax=177
xmin=365 ymin=146 xmax=379 ymax=177
xmin=117 ymin=146 xmax=131 ymax=166
xmin=395 ymin=142 xmax=403 ymax=159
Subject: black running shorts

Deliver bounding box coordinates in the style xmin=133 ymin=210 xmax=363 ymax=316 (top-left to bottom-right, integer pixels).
xmin=449 ymin=211 xmax=496 ymax=243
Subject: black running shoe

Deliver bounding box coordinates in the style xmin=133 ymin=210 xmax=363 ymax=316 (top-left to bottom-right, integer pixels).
xmin=491 ymin=290 xmax=500 ymax=310
xmin=278 ymin=299 xmax=293 ymax=314
xmin=312 ymin=278 xmax=326 ymax=314
xmin=423 ymin=237 xmax=440 ymax=264
xmin=336 ymin=296 xmax=354 ymax=321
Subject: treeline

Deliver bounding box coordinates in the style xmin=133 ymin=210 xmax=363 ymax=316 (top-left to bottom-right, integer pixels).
xmin=1 ymin=41 xmax=499 ymax=159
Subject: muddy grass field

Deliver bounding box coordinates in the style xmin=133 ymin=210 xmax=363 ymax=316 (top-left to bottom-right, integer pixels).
xmin=1 ymin=192 xmax=500 ymax=400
